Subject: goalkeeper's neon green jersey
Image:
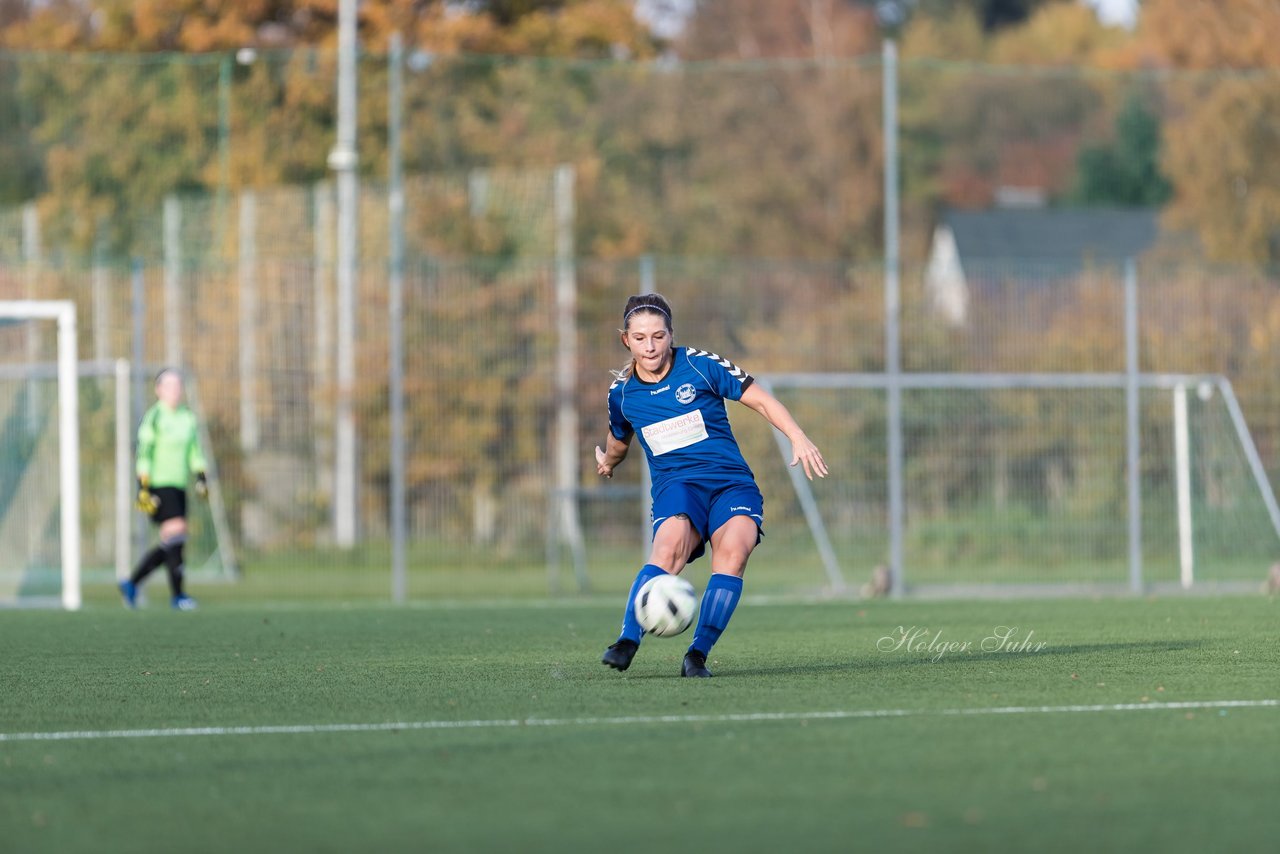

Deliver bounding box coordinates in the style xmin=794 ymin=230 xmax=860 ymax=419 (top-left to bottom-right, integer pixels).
xmin=136 ymin=402 xmax=207 ymax=488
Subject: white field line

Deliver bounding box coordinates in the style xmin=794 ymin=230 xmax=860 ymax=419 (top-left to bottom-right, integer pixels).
xmin=1 ymin=699 xmax=1275 ymax=744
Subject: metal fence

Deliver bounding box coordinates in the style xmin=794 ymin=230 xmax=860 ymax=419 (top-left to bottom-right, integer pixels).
xmin=2 ymin=48 xmax=1280 ymax=600
xmin=2 ymin=250 xmax=1280 ymax=601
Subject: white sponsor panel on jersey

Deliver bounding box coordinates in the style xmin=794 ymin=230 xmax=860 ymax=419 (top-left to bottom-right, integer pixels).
xmin=641 ymin=409 xmax=709 ymax=456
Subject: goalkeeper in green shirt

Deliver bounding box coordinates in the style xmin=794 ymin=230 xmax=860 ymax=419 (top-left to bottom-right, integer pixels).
xmin=118 ymin=369 xmax=207 ymax=610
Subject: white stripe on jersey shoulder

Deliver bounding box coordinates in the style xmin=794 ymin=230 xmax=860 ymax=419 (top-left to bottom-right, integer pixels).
xmin=616 ymin=375 xmax=632 ymax=427
xmin=685 ymin=347 xmax=749 ymax=383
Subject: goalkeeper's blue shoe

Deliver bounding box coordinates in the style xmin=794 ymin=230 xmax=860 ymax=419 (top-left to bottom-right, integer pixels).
xmin=171 ymin=594 xmax=197 ymax=611
xmin=118 ymin=580 xmax=138 ymax=609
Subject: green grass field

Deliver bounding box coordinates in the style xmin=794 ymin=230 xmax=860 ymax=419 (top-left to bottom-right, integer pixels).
xmin=3 ymin=595 xmax=1278 ymax=853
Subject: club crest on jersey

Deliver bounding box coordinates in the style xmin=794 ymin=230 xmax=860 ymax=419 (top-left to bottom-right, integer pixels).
xmin=675 ymin=383 xmax=697 ymax=405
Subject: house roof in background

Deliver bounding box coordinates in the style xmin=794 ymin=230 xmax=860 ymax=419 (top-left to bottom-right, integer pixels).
xmin=941 ymin=208 xmax=1160 ymax=266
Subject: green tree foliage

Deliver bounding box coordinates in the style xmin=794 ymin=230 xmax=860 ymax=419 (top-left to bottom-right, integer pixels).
xmin=0 ymin=54 xmax=41 ymax=203
xmin=1071 ymin=94 xmax=1172 ymax=206
xmin=39 ymin=57 xmax=227 ymax=250
xmin=1126 ymin=0 xmax=1280 ymax=263
xmin=915 ymin=0 xmax=1071 ymax=33
xmin=0 ymin=0 xmax=659 ymax=255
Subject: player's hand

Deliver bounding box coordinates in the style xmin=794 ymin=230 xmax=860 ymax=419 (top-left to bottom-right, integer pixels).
xmin=194 ymin=471 xmax=208 ymax=499
xmin=595 ymin=445 xmax=613 ymax=479
xmin=136 ymin=480 xmax=160 ymax=514
xmin=789 ymin=435 xmax=828 ymax=481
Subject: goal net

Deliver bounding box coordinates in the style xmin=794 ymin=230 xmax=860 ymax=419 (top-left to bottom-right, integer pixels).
xmin=756 ymin=373 xmax=1280 ymax=594
xmin=0 ymin=302 xmax=80 ymax=609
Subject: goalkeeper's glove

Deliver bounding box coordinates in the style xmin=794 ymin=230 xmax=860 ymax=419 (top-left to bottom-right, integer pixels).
xmin=194 ymin=471 xmax=208 ymax=499
xmin=136 ymin=476 xmax=160 ymax=515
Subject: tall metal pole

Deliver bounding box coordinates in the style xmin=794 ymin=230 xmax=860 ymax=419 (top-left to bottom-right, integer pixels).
xmin=330 ymin=0 xmax=360 ymax=547
xmin=23 ymin=202 xmax=41 ymax=434
xmin=1173 ymin=382 xmax=1193 ymax=589
xmin=91 ymin=234 xmax=110 ymax=362
xmin=639 ymin=254 xmax=655 ymax=555
xmin=163 ymin=194 xmax=182 ymax=367
xmin=388 ymin=32 xmax=407 ymax=603
xmin=217 ymin=54 xmax=231 ymax=253
xmin=1125 ymin=258 xmax=1143 ymax=593
xmin=883 ymin=40 xmax=905 ymax=597
xmin=238 ymin=191 xmax=259 ymax=454
xmin=115 ymin=358 xmax=131 ymax=583
xmin=554 ymin=164 xmax=588 ymax=591
xmin=312 ymin=180 xmax=334 ymax=518
xmin=131 ymin=259 xmax=147 ymax=559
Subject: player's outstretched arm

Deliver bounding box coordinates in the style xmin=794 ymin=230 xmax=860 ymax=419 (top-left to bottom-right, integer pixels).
xmin=739 ymin=383 xmax=828 ymax=481
xmin=595 ymin=433 xmax=631 ymax=479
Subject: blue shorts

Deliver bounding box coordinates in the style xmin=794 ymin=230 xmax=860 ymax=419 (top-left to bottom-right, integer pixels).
xmin=650 ymin=478 xmax=764 ymax=564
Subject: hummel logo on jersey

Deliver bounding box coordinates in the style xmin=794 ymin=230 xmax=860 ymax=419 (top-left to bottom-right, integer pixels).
xmin=676 ymin=383 xmax=696 ymax=404
xmin=650 ymin=384 xmax=670 ymax=395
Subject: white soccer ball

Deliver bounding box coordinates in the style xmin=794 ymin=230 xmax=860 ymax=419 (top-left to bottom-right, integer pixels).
xmin=634 ymin=574 xmax=698 ymax=637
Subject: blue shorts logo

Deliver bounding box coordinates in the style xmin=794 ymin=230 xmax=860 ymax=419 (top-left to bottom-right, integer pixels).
xmin=675 ymin=383 xmax=697 ymax=405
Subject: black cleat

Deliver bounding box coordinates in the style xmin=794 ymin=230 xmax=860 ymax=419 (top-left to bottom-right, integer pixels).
xmin=681 ymin=650 xmax=713 ymax=678
xmin=602 ymin=639 xmax=639 ymax=671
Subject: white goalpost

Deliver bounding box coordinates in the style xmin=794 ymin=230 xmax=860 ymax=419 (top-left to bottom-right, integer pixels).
xmin=0 ymin=301 xmax=80 ymax=610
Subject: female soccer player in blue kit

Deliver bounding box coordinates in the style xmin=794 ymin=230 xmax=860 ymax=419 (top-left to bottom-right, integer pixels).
xmin=596 ymin=293 xmax=827 ymax=677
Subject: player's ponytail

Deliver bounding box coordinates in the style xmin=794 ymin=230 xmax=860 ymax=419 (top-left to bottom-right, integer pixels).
xmin=613 ymin=293 xmax=674 ymax=380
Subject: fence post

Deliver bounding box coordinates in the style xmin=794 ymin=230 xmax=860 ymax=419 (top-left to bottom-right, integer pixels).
xmin=388 ymin=31 xmax=407 ymax=603
xmin=130 ymin=259 xmax=147 ymax=560
xmin=1173 ymin=382 xmax=1193 ymax=588
xmin=92 ymin=229 xmax=111 ymax=362
xmin=1125 ymin=258 xmax=1143 ymax=593
xmin=312 ymin=181 xmax=334 ymax=531
xmin=163 ymin=194 xmax=182 ymax=368
xmin=639 ymin=254 xmax=655 ymax=556
xmin=883 ymin=40 xmax=905 ymax=597
xmin=22 ymin=202 xmax=41 ymax=434
xmin=217 ymin=54 xmax=231 ymax=246
xmin=554 ymin=164 xmax=588 ymax=591
xmin=115 ymin=358 xmax=131 ymax=583
xmin=238 ymin=190 xmax=259 ymax=454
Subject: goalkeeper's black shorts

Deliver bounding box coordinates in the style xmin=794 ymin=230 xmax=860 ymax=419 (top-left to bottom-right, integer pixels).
xmin=148 ymin=487 xmax=188 ymax=524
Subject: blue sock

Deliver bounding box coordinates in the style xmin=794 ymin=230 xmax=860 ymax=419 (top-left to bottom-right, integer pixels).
xmin=619 ymin=564 xmax=668 ymax=643
xmin=689 ymin=573 xmax=743 ymax=656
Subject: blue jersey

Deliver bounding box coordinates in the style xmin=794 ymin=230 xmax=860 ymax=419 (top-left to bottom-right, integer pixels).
xmin=607 ymin=347 xmax=756 ymax=489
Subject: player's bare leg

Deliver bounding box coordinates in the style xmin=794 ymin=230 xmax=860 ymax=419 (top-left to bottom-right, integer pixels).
xmin=707 ymin=515 xmax=758 ymax=578
xmin=648 ymin=514 xmax=702 ymax=576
